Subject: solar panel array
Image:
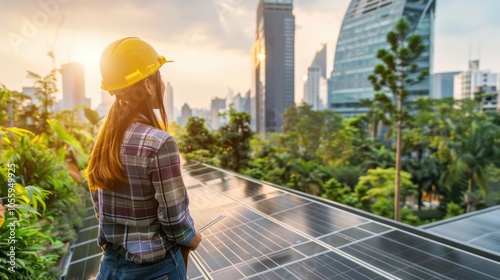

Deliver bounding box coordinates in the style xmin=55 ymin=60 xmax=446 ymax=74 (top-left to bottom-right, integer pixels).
xmin=63 ymin=162 xmax=500 ymax=279
xmin=422 ymin=205 xmax=500 ymax=256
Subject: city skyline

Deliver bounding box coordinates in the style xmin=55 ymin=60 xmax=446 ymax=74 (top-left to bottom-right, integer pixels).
xmin=1 ymin=0 xmax=500 ymax=111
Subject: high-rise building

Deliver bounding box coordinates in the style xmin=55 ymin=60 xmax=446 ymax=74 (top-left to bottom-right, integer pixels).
xmin=210 ymin=97 xmax=226 ymax=130
xmin=179 ymin=103 xmax=192 ymax=127
xmin=304 ymin=44 xmax=327 ymax=110
xmin=253 ymin=0 xmax=295 ymax=133
xmin=431 ymin=72 xmax=460 ymax=99
xmin=60 ymin=62 xmax=90 ymax=111
xmin=454 ymin=60 xmax=499 ymax=112
xmin=164 ymin=82 xmax=174 ymax=121
xmin=232 ymin=90 xmax=252 ymax=116
xmin=329 ymin=0 xmax=435 ymax=117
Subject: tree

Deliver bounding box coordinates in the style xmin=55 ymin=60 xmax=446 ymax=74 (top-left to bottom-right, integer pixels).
xmin=178 ymin=117 xmax=217 ymax=165
xmin=404 ymin=156 xmax=443 ymax=210
xmin=322 ymin=178 xmax=361 ymax=208
xmin=363 ymin=145 xmax=396 ymax=170
xmin=439 ymin=121 xmax=500 ymax=212
xmin=358 ymin=93 xmax=393 ymax=141
xmin=355 ymin=167 xmax=417 ymax=220
xmin=368 ymin=18 xmax=428 ymax=221
xmin=282 ymin=104 xmax=342 ymax=161
xmin=217 ymin=109 xmax=253 ymax=172
xmin=179 ymin=117 xmax=215 ymax=154
xmin=0 ymin=85 xmax=31 ymax=127
xmin=26 ymin=70 xmax=58 ymax=133
xmin=287 ymin=160 xmax=331 ymax=195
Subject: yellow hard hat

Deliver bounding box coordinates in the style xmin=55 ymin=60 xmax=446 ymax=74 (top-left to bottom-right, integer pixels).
xmin=100 ymin=37 xmax=171 ymax=92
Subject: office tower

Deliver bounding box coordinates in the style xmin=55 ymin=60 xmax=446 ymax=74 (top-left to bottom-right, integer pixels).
xmin=304 ymin=44 xmax=327 ymax=110
xmin=454 ymin=60 xmax=499 ymax=112
xmin=233 ymin=90 xmax=251 ymax=115
xmin=329 ymin=0 xmax=435 ymax=117
xmin=179 ymin=103 xmax=192 ymax=127
xmin=210 ymin=97 xmax=226 ymax=130
xmin=253 ymin=0 xmax=295 ymax=133
xmin=164 ymin=82 xmax=174 ymax=121
xmin=60 ymin=62 xmax=90 ymax=111
xmin=431 ymin=72 xmax=460 ymax=99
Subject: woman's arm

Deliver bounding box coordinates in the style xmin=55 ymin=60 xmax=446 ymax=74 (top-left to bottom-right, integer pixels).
xmin=148 ymin=136 xmax=199 ymax=245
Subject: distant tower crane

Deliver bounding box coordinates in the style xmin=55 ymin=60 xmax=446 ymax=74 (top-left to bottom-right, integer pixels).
xmin=48 ymin=14 xmax=65 ymax=71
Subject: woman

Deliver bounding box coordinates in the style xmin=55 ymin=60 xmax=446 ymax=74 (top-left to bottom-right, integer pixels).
xmin=86 ymin=37 xmax=202 ymax=279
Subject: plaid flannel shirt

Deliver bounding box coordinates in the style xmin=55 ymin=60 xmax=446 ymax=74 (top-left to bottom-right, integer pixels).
xmin=91 ymin=122 xmax=196 ymax=264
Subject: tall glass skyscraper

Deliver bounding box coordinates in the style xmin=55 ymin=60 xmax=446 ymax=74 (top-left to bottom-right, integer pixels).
xmin=253 ymin=0 xmax=295 ymax=133
xmin=328 ymin=0 xmax=435 ymax=116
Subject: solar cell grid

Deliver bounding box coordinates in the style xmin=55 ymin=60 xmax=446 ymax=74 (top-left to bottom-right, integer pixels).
xmin=270 ymin=203 xmax=369 ymax=237
xmin=252 ymin=193 xmax=311 ymax=215
xmin=64 ymin=162 xmax=500 ymax=279
xmin=357 ymin=222 xmax=391 ymax=234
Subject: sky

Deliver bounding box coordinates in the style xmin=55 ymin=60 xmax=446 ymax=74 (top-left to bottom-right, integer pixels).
xmin=1 ymin=0 xmax=500 ymax=110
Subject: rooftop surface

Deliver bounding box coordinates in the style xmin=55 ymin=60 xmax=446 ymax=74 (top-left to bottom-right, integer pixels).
xmin=63 ymin=162 xmax=500 ymax=279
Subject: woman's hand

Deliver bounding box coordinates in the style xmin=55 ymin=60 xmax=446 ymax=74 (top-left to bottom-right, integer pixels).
xmin=186 ymin=231 xmax=202 ymax=250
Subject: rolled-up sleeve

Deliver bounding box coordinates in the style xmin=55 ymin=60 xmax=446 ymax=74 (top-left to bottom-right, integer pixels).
xmin=148 ymin=136 xmax=196 ymax=245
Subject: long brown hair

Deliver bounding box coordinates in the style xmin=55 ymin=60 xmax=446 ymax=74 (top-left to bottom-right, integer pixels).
xmin=86 ymin=71 xmax=168 ymax=191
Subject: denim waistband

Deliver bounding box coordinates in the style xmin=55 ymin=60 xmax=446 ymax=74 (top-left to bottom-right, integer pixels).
xmin=102 ymin=242 xmax=179 ymax=264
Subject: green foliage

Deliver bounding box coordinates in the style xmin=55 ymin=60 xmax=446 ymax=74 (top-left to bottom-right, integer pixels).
xmin=0 ymin=183 xmax=59 ymax=279
xmin=331 ymin=165 xmax=365 ymax=190
xmin=354 ymin=168 xmax=416 ymax=219
xmin=439 ymin=121 xmax=500 ymax=197
xmin=357 ymin=93 xmax=393 ymax=141
xmin=444 ymin=202 xmax=465 ymax=219
xmin=368 ymin=18 xmax=429 ymax=221
xmin=0 ymin=121 xmax=87 ymax=278
xmin=179 ymin=117 xmax=216 ymax=155
xmin=400 ymin=207 xmax=421 ymax=226
xmin=364 ymin=145 xmax=395 ymax=169
xmin=283 ymin=104 xmax=343 ymax=161
xmin=217 ymin=109 xmax=253 ymax=172
xmin=26 ymin=70 xmax=58 ymax=133
xmin=83 ymin=106 xmax=101 ymax=127
xmin=185 ymin=149 xmax=219 ymax=166
xmin=322 ymin=178 xmax=361 ymax=208
xmin=286 ymin=160 xmax=331 ymax=195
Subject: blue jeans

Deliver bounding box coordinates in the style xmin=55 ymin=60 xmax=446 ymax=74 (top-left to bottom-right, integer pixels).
xmin=96 ymin=245 xmax=186 ymax=280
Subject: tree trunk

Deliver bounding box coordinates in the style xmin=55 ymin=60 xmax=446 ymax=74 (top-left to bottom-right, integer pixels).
xmin=394 ymin=93 xmax=403 ymax=221
xmin=466 ymin=177 xmax=474 ymax=213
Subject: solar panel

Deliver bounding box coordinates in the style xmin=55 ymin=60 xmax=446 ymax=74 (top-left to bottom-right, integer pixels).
xmin=64 ymin=162 xmax=500 ymax=279
xmin=422 ymin=206 xmax=500 ymax=256
xmin=185 ymin=164 xmax=500 ymax=279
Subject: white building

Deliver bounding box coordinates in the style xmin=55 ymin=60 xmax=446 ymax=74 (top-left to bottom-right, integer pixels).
xmin=210 ymin=97 xmax=226 ymax=130
xmin=454 ymin=60 xmax=499 ymax=111
xmin=163 ymin=82 xmax=174 ymax=121
xmin=60 ymin=62 xmax=90 ymax=111
xmin=232 ymin=90 xmax=251 ymax=114
xmin=304 ymin=44 xmax=327 ymax=110
xmin=179 ymin=103 xmax=192 ymax=127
